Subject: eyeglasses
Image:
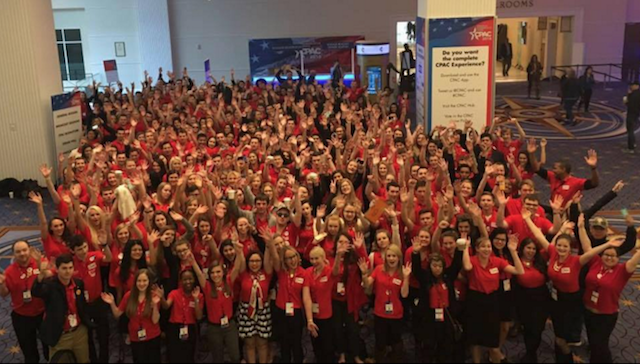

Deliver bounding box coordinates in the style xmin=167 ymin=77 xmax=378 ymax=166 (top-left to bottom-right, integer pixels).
xmin=277 ymin=213 xmax=290 ymax=218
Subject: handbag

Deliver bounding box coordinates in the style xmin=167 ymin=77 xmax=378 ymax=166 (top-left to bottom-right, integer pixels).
xmin=445 ymin=307 xmax=464 ymax=342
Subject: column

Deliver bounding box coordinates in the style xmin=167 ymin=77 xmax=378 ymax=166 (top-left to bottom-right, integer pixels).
xmin=0 ymin=0 xmax=62 ymax=182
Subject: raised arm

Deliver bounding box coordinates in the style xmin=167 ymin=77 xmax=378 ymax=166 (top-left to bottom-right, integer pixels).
xmin=503 ymin=235 xmax=525 ymax=275
xmin=579 ymin=239 xmax=623 ymax=266
xmin=626 ymin=246 xmax=640 ymax=273
xmin=522 ymin=209 xmax=551 ymax=251
xmin=29 ymin=192 xmax=49 ymax=241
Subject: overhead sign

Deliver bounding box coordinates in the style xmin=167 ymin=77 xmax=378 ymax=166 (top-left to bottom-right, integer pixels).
xmin=356 ymin=44 xmax=390 ymax=56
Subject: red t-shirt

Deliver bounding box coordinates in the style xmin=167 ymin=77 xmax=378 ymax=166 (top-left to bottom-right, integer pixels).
xmin=545 ymin=173 xmax=587 ymax=203
xmin=73 ymin=252 xmax=104 ymax=303
xmin=304 ymin=265 xmax=335 ymax=320
xmin=272 ymin=224 xmax=299 ymax=248
xmin=296 ymin=221 xmax=315 ymax=256
xmin=118 ymin=291 xmax=161 ymax=342
xmin=238 ymin=270 xmax=272 ymax=305
xmin=191 ymin=236 xmax=212 ymax=272
xmin=467 ymin=256 xmax=509 ymax=294
xmin=583 ymin=257 xmax=633 ymax=314
xmin=547 ymin=244 xmax=582 ymax=293
xmin=429 ymin=282 xmax=450 ymax=309
xmin=505 ymin=214 xmax=553 ymax=243
xmin=4 ymin=259 xmax=45 ymax=316
xmin=204 ymin=278 xmax=235 ymax=324
xmin=370 ymin=266 xmax=405 ymax=319
xmin=516 ymin=260 xmax=547 ymax=289
xmin=43 ymin=235 xmax=71 ymax=261
xmin=505 ymin=198 xmax=546 ymax=217
xmin=168 ymin=289 xmax=204 ymax=325
xmin=276 ymin=267 xmax=306 ymax=310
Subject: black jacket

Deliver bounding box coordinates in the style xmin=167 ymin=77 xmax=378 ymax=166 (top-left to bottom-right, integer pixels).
xmin=31 ymin=277 xmax=93 ymax=347
xmin=412 ymin=249 xmax=463 ymax=317
xmin=627 ymin=89 xmax=640 ymax=115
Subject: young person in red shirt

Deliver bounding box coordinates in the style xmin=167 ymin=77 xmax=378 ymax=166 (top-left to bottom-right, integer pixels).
xmin=0 ymin=241 xmax=50 ymax=363
xmin=581 ymin=235 xmax=640 ymax=363
xmin=272 ymin=245 xmax=306 ymax=363
xmin=462 ymin=236 xmax=524 ymax=364
xmin=102 ymin=269 xmax=162 ymax=363
xmin=193 ymin=243 xmax=245 ymax=364
xmin=304 ymin=246 xmax=336 ymax=363
xmin=515 ymin=238 xmax=551 ymax=363
xmin=30 ymin=192 xmax=72 ymax=260
xmin=524 ymin=214 xmax=622 ymax=363
xmin=69 ymin=235 xmax=112 ymax=363
xmin=159 ymin=269 xmax=204 ymax=363
xmin=360 ymin=244 xmax=411 ymax=363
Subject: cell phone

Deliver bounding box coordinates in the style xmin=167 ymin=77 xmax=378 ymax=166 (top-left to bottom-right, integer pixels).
xmin=621 ymin=208 xmax=629 ymax=218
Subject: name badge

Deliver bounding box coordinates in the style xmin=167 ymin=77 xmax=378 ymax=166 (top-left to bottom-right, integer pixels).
xmin=503 ymin=280 xmax=511 ymax=292
xmin=337 ymin=282 xmax=346 ymax=295
xmin=220 ymin=315 xmax=229 ymax=328
xmin=489 ymin=268 xmax=499 ymax=275
xmin=312 ymin=303 xmax=320 ymax=314
xmin=561 ymin=267 xmax=571 ymax=274
xmin=84 ymin=291 xmax=90 ymax=302
xmin=562 ymin=185 xmax=570 ymax=191
xmin=320 ymin=276 xmax=329 ymax=283
xmin=68 ymin=314 xmax=78 ymax=328
xmin=189 ymin=301 xmax=196 ymax=308
xmin=551 ymin=287 xmax=558 ymax=302
xmin=22 ymin=290 xmax=32 ymax=303
xmin=435 ymin=308 xmax=444 ymax=322
xmin=385 ymin=303 xmax=394 ymax=314
xmin=454 ymin=289 xmax=461 ymax=301
xmin=88 ymin=263 xmax=97 ymax=270
xmin=591 ymin=291 xmax=599 ymax=304
xmin=286 ymin=302 xmax=295 ymax=316
xmin=414 ymin=298 xmax=420 ymax=307
xmin=138 ymin=328 xmax=147 ymax=341
xmin=295 ymin=277 xmax=304 ymax=284
xmin=258 ymin=275 xmax=266 ymax=282
xmin=393 ymin=278 xmax=402 ymax=286
xmin=179 ymin=325 xmax=189 ymax=341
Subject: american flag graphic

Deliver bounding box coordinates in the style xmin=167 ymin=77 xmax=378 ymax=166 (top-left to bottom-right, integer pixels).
xmin=51 ymin=92 xmax=81 ymax=112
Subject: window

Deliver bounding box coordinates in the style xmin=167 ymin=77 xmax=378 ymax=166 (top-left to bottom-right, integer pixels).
xmin=56 ymin=29 xmax=85 ymax=81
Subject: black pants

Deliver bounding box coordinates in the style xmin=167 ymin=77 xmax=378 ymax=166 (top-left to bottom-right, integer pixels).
xmin=627 ymin=113 xmax=638 ymax=150
xmin=166 ymin=322 xmax=197 ymax=363
xmin=273 ymin=306 xmax=304 ymax=363
xmin=422 ymin=317 xmax=455 ymax=363
xmin=331 ymin=300 xmax=366 ymax=361
xmin=584 ymin=310 xmax=618 ymax=363
xmin=11 ymin=311 xmax=48 ymax=363
xmin=131 ymin=336 xmax=162 ymax=363
xmin=579 ymin=89 xmax=593 ymax=111
xmin=564 ymin=98 xmax=578 ymax=123
xmin=311 ymin=318 xmax=334 ymax=363
xmin=551 ymin=291 xmax=583 ymax=342
xmin=85 ymin=299 xmax=110 ymax=363
xmin=528 ymin=78 xmax=541 ymax=98
xmin=517 ymin=286 xmax=550 ymax=362
xmin=374 ymin=316 xmax=404 ymax=363
xmin=503 ymin=59 xmax=512 ymax=76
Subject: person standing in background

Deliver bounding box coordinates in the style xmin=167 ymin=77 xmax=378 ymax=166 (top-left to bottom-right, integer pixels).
xmin=561 ymin=69 xmax=581 ymax=126
xmin=501 ymin=39 xmax=513 ymax=77
xmin=578 ymin=67 xmax=596 ymax=112
xmin=527 ymin=55 xmax=543 ymax=99
xmin=401 ymin=44 xmax=415 ymax=77
xmin=623 ymin=81 xmax=640 ymax=154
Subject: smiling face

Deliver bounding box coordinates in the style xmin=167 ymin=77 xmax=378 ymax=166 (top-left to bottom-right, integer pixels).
xmin=50 ymin=218 xmax=66 ymax=238
xmin=136 ymin=272 xmax=150 ymax=292
xmin=247 ymin=253 xmax=263 ymax=273
xmin=522 ymin=241 xmax=537 ymax=261
xmin=476 ymin=239 xmax=492 ymax=259
xmin=556 ymin=237 xmax=572 ymax=258
xmin=492 ymin=233 xmax=507 ymax=251
xmin=385 ymin=250 xmax=399 ymax=268
xmin=377 ymin=231 xmax=390 ymax=250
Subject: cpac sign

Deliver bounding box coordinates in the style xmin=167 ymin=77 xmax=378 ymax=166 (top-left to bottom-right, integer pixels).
xmin=497 ymin=0 xmax=535 ymax=9
xmin=470 ymin=28 xmax=493 ymax=41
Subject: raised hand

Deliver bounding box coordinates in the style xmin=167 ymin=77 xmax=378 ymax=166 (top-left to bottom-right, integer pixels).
xmin=101 ymin=292 xmax=115 ymax=305
xmin=28 ymin=192 xmax=43 ymax=205
xmin=357 ymin=258 xmax=369 ymax=274
xmin=609 ymin=237 xmax=625 ymax=248
xmin=402 ymin=262 xmax=412 ymax=277
xmin=411 ymin=237 xmax=421 ymax=252
xmin=316 ymin=205 xmax=327 ymax=219
xmin=521 ymin=207 xmax=532 ymax=221
xmin=550 ymin=195 xmax=566 ymax=213
xmin=507 ymin=235 xmax=519 ymax=251
xmin=577 ymin=213 xmax=586 ymax=228
xmin=192 ymin=285 xmax=201 ymax=299
xmin=40 ymin=164 xmax=52 ymax=179
xmin=526 ymin=138 xmax=537 ymax=154
xmin=354 ymin=232 xmax=365 ymax=249
xmin=612 ymin=180 xmax=625 ymax=194
xmin=584 ymin=149 xmax=598 ymax=168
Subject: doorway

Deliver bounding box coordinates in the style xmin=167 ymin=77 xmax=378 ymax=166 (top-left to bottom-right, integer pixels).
xmin=496 ymin=16 xmax=574 ymax=83
xmin=396 ymin=21 xmax=417 ymax=86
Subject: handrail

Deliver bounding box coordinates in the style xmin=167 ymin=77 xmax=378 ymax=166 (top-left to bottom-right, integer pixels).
xmin=549 ymin=63 xmax=628 ymax=89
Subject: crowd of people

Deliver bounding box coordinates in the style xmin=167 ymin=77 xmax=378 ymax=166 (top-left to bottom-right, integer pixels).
xmin=0 ymin=66 xmax=639 ymax=364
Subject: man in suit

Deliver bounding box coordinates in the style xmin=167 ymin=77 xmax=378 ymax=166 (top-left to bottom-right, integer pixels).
xmin=501 ymin=39 xmax=513 ymax=77
xmin=32 ymin=253 xmax=92 ymax=363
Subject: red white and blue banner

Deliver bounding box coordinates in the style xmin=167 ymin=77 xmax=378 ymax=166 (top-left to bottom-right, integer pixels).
xmin=248 ymin=36 xmax=363 ymax=81
xmin=416 ymin=17 xmax=427 ymax=128
xmin=51 ymin=92 xmax=83 ymax=160
xmin=428 ymin=17 xmax=495 ymax=131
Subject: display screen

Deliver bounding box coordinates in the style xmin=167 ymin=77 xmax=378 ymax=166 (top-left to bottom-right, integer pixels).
xmin=367 ymin=67 xmax=382 ymax=94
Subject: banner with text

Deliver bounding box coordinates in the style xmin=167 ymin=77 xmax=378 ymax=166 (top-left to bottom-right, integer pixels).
xmin=428 ymin=17 xmax=495 ymax=131
xmin=51 ymin=92 xmax=83 ymax=160
xmin=248 ymin=36 xmax=363 ymax=77
xmin=416 ymin=17 xmax=427 ymax=128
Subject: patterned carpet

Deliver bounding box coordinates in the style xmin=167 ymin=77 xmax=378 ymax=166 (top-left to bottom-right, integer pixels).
xmin=0 ymin=81 xmax=639 ymax=363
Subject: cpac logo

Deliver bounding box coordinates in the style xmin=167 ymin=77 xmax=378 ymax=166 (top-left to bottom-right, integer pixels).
xmin=295 ymin=47 xmax=322 ymax=59
xmin=469 ymin=28 xmax=492 ymax=41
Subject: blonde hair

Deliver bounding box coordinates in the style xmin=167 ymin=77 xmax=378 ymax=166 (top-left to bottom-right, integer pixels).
xmin=85 ymin=206 xmax=106 ymax=246
xmin=383 ymin=245 xmax=404 ymax=279
xmin=309 ymin=246 xmax=327 ymax=261
xmin=281 ymin=245 xmax=301 ymax=271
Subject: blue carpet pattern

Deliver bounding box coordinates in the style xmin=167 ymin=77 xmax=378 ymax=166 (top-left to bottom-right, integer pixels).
xmin=0 ymin=82 xmax=639 ymax=362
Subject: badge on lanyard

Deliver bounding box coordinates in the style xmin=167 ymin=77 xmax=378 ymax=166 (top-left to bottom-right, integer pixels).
xmin=337 ymin=282 xmax=346 ymax=295
xmin=385 ymin=302 xmax=394 ymax=314
xmin=220 ymin=315 xmax=229 ymax=328
xmin=591 ymin=291 xmax=600 ymax=304
xmin=84 ymin=291 xmax=90 ymax=302
xmin=22 ymin=290 xmax=32 ymax=303
xmin=179 ymin=325 xmax=189 ymax=341
xmin=137 ymin=328 xmax=147 ymax=341
xmin=551 ymin=287 xmax=558 ymax=301
xmin=435 ymin=308 xmax=444 ymax=322
xmin=68 ymin=314 xmax=78 ymax=328
xmin=503 ymin=279 xmax=511 ymax=292
xmin=286 ymin=302 xmax=295 ymax=316
xmin=312 ymin=303 xmax=320 ymax=314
